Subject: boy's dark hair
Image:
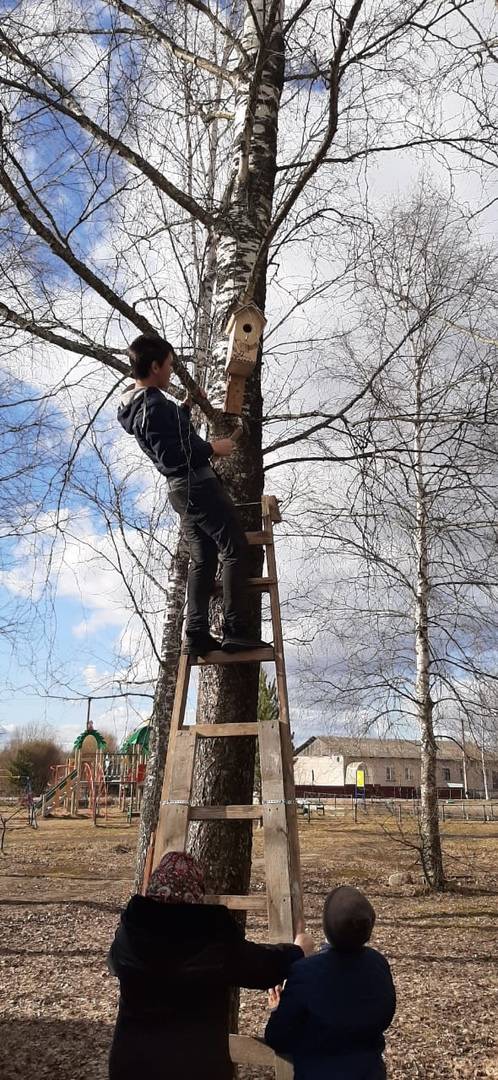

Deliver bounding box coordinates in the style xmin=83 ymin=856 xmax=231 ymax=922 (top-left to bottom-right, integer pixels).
xmin=127 ymin=334 xmax=174 ymax=379
xmin=323 ymin=885 xmax=375 ymax=952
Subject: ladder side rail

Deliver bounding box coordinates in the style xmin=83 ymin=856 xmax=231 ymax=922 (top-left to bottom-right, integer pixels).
xmin=261 ymin=499 xmax=304 ymax=931
xmin=259 ymin=719 xmax=295 ymax=942
xmin=148 ymin=653 xmax=192 ymax=874
xmin=153 ymin=728 xmax=197 ymax=860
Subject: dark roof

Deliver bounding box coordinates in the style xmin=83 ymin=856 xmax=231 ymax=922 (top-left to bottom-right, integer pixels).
xmin=295 ymin=735 xmax=497 ymax=764
xmin=294 ymin=737 xmax=315 ymax=756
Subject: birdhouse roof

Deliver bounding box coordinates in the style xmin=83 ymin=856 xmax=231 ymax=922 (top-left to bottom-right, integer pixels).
xmin=226 ymin=302 xmax=267 ymax=335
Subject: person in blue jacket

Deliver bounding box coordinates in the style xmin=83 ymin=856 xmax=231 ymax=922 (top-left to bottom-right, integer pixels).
xmin=265 ymin=885 xmax=396 ymax=1080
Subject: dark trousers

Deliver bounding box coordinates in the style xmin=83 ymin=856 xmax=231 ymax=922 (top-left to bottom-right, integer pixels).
xmin=168 ymin=473 xmax=249 ymax=638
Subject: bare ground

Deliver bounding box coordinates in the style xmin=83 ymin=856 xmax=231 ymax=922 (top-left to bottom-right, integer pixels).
xmin=0 ymin=806 xmax=497 ymax=1080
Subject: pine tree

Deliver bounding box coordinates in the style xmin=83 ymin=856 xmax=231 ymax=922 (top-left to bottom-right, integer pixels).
xmin=254 ymin=671 xmax=280 ymax=801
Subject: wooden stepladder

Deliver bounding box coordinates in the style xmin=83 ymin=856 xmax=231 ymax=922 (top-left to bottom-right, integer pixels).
xmin=148 ymin=495 xmax=303 ymax=1079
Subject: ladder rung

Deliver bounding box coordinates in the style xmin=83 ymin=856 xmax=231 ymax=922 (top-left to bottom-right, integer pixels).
xmin=193 ymin=647 xmax=274 ymax=665
xmin=230 ymin=1035 xmax=275 ymax=1066
xmin=189 ymin=805 xmax=263 ymax=820
xmin=205 ymin=893 xmax=267 ymax=911
xmin=192 ymin=723 xmax=259 ymax=737
xmin=246 ymin=530 xmax=273 ymax=545
xmin=212 ymin=576 xmax=276 ymax=594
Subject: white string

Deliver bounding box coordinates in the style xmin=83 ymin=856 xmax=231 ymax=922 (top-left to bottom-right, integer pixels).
xmin=162 ymin=799 xmax=296 ymax=807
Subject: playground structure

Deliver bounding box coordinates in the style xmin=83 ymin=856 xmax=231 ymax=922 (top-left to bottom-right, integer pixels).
xmin=0 ymin=778 xmax=39 ymax=852
xmin=39 ymin=719 xmax=149 ymax=823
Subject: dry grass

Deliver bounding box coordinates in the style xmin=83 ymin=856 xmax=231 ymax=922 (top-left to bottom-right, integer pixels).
xmin=0 ymin=807 xmax=497 ymax=1079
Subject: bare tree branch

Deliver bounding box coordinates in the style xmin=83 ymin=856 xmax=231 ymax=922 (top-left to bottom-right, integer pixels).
xmin=108 ymin=0 xmax=244 ymax=87
xmin=0 ymin=302 xmax=129 ymax=374
xmin=0 ymin=30 xmax=218 ymax=230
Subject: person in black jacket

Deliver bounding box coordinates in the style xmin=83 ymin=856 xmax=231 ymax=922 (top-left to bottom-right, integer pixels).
xmin=118 ymin=333 xmax=266 ymax=657
xmin=265 ymin=886 xmax=396 ymax=1080
xmin=108 ymin=851 xmax=310 ymax=1080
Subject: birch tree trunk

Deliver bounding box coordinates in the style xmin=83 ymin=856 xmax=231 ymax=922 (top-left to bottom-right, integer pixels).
xmin=133 ymin=102 xmax=222 ymax=891
xmin=189 ymin=0 xmax=285 ymax=899
xmin=414 ymin=361 xmax=445 ymax=890
xmin=480 ymin=720 xmax=490 ymax=801
xmin=460 ymin=718 xmax=469 ymax=799
xmin=134 ymin=532 xmax=189 ymax=891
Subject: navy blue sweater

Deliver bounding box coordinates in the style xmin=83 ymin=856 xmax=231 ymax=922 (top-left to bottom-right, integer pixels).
xmin=265 ymin=945 xmax=396 ymax=1080
xmin=118 ymin=386 xmax=213 ymax=480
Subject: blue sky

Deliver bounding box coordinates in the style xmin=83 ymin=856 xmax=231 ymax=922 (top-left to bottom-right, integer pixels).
xmin=0 ymin=558 xmax=155 ymax=747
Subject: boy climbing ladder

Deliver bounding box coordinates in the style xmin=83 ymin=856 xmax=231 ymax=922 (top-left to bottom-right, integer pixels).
xmin=117 ymin=333 xmax=266 ymax=657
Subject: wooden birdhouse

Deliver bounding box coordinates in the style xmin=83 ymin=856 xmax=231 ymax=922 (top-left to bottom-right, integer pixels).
xmin=223 ymin=302 xmax=267 ymax=415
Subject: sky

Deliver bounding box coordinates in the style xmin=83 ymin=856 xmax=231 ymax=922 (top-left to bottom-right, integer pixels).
xmin=0 ymin=0 xmax=497 ymax=752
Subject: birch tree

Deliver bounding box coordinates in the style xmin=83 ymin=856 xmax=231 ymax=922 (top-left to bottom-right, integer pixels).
xmin=0 ymin=0 xmax=497 ymax=907
xmin=297 ymin=194 xmax=498 ymax=887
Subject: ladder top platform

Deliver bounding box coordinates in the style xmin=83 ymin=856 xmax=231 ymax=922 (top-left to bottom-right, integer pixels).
xmin=246 ymin=530 xmax=273 ymax=545
xmin=191 ymin=646 xmax=275 ymax=665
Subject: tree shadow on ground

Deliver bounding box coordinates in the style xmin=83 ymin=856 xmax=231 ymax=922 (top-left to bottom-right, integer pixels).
xmin=0 ymin=898 xmax=121 ymax=912
xmin=0 ymin=1019 xmax=114 ymax=1080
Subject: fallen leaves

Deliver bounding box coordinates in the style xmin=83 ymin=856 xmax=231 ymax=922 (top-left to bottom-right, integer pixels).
xmin=0 ymin=810 xmax=497 ymax=1080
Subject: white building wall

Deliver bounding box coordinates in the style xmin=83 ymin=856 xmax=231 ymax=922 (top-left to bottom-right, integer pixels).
xmin=295 ymin=742 xmax=498 ymax=793
xmin=294 ymin=755 xmax=344 ymax=787
xmin=344 ymin=761 xmax=372 ymax=785
xmin=361 ymin=756 xmax=420 ymax=787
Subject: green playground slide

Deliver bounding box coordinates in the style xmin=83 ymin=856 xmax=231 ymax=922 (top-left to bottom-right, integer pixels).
xmin=34 ymin=768 xmax=77 ymax=808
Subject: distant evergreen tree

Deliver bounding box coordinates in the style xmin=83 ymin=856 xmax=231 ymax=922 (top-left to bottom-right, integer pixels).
xmin=6 ymin=737 xmax=64 ymax=795
xmin=7 ymin=748 xmax=33 ymax=791
xmin=254 ymin=672 xmax=280 ymax=800
xmin=258 ymin=671 xmax=279 ymax=724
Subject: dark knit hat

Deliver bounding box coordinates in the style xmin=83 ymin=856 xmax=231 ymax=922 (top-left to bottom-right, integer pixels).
xmin=323 ymin=885 xmax=376 ymax=951
xmin=146 ymin=851 xmax=205 ymax=904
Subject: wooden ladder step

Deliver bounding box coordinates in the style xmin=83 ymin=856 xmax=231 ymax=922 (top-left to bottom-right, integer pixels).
xmin=205 ymin=893 xmax=267 ymax=911
xmin=212 ymin=576 xmax=276 ymax=593
xmin=230 ymin=1035 xmax=276 ymax=1067
xmin=246 ymin=530 xmax=273 ymax=545
xmin=193 ymin=647 xmax=274 ymax=665
xmin=192 ymin=723 xmax=259 ymax=737
xmin=189 ymin=804 xmax=263 ymax=820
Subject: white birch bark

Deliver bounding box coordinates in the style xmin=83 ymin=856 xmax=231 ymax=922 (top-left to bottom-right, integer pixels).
xmin=189 ymin=0 xmax=286 ymax=900
xmin=460 ymin=718 xmax=469 ymax=799
xmin=134 ymin=531 xmax=190 ymax=891
xmin=414 ymin=357 xmax=445 ymax=890
xmin=134 ymin=92 xmax=222 ymax=891
xmin=480 ymin=719 xmax=490 ymax=801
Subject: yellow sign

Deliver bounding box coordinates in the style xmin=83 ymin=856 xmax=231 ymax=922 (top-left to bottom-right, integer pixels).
xmin=356 ymin=769 xmax=365 ymax=789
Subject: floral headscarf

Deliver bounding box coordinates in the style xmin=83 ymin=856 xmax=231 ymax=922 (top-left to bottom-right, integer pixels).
xmin=146 ymin=851 xmax=205 ymax=904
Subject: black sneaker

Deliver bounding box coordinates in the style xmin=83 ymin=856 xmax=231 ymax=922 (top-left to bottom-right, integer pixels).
xmin=183 ymin=633 xmax=222 ymax=657
xmin=221 ymin=634 xmax=270 ymax=653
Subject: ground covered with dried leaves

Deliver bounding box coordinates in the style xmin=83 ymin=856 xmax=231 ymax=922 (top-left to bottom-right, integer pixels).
xmin=0 ymin=805 xmax=496 ymax=1079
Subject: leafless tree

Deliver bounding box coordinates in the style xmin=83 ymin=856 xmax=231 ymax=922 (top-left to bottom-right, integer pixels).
xmin=0 ymin=0 xmax=497 ymax=914
xmin=294 ymin=192 xmax=497 ymax=887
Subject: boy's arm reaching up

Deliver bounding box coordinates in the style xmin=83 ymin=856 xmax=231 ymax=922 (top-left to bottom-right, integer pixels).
xmin=264 ymin=965 xmax=307 ymax=1054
